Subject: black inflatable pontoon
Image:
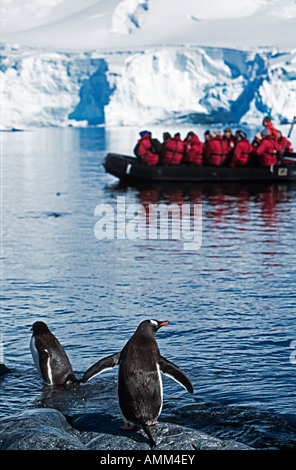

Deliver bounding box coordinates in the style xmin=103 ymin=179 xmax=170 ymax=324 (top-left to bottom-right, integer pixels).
xmin=103 ymin=153 xmax=296 ymax=185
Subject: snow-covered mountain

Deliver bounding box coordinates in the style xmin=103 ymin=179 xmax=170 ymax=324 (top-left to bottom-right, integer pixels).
xmin=1 ymin=0 xmax=296 ymax=51
xmin=0 ymin=0 xmax=296 ymax=129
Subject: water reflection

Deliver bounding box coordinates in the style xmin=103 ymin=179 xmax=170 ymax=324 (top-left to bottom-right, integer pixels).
xmin=112 ymin=181 xmax=295 ymax=238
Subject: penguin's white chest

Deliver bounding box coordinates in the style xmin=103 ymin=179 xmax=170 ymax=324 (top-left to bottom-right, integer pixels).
xmin=30 ymin=336 xmax=53 ymax=385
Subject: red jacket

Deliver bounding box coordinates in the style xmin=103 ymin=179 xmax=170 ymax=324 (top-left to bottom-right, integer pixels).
xmin=229 ymin=138 xmax=253 ymax=167
xmin=137 ymin=135 xmax=159 ymax=165
xmin=255 ymin=135 xmax=278 ymax=166
xmin=265 ymin=121 xmax=280 ymax=139
xmin=203 ymin=135 xmax=228 ymax=166
xmin=161 ymin=135 xmax=185 ymax=164
xmin=277 ymin=136 xmax=294 ymax=153
xmin=184 ymin=134 xmax=203 ymax=166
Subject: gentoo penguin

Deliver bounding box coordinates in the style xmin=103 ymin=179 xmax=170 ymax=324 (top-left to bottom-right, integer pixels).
xmin=30 ymin=321 xmax=78 ymax=386
xmin=82 ymin=319 xmax=193 ymax=448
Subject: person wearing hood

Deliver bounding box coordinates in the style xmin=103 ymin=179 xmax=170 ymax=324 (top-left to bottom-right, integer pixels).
xmin=203 ymin=131 xmax=228 ymax=166
xmin=135 ymin=130 xmax=159 ymax=165
xmin=229 ymin=130 xmax=253 ymax=167
xmin=161 ymin=132 xmax=185 ymax=164
xmin=159 ymin=132 xmax=171 ymax=163
xmin=254 ymin=128 xmax=278 ymax=166
xmin=262 ymin=116 xmax=280 ymax=140
xmin=223 ymin=127 xmax=236 ymax=156
xmin=184 ymin=131 xmax=203 ymax=166
xmin=252 ymin=132 xmax=262 ymax=149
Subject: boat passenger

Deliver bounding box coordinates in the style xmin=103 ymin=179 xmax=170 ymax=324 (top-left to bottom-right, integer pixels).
xmin=162 ymin=132 xmax=172 ymax=143
xmin=252 ymin=132 xmax=262 ymax=149
xmin=158 ymin=132 xmax=172 ymax=164
xmin=248 ymin=133 xmax=263 ymax=166
xmin=229 ymin=130 xmax=253 ymax=167
xmin=184 ymin=131 xmax=194 ymax=143
xmin=262 ymin=116 xmax=280 ymax=139
xmin=136 ymin=130 xmax=159 ymax=165
xmin=223 ymin=127 xmax=236 ymax=156
xmin=184 ymin=132 xmax=203 ymax=166
xmin=204 ymin=130 xmax=211 ymax=143
xmin=203 ymin=131 xmax=228 ymax=166
xmin=150 ymin=135 xmax=162 ymax=155
xmin=161 ymin=132 xmax=185 ymax=165
xmin=254 ymin=128 xmax=278 ymax=166
xmin=203 ymin=130 xmax=211 ymax=154
xmin=277 ymin=131 xmax=294 ymax=154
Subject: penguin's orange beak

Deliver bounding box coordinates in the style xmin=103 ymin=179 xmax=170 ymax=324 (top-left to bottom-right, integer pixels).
xmin=158 ymin=321 xmax=169 ymax=327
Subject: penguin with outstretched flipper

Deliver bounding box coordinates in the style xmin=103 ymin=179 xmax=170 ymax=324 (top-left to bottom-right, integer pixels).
xmin=82 ymin=319 xmax=193 ymax=448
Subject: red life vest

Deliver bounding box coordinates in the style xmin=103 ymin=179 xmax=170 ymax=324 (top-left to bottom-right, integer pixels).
xmin=203 ymin=135 xmax=228 ymax=166
xmin=184 ymin=134 xmax=203 ymax=166
xmin=255 ymin=135 xmax=278 ymax=166
xmin=161 ymin=135 xmax=185 ymax=164
xmin=137 ymin=135 xmax=159 ymax=165
xmin=229 ymin=138 xmax=253 ymax=167
xmin=265 ymin=121 xmax=280 ymax=140
xmin=277 ymin=136 xmax=294 ymax=153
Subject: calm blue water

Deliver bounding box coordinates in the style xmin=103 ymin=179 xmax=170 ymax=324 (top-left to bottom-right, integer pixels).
xmin=1 ymin=126 xmax=296 ymax=448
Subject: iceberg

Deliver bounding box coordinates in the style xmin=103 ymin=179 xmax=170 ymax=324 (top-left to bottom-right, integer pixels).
xmin=1 ymin=46 xmax=295 ymax=130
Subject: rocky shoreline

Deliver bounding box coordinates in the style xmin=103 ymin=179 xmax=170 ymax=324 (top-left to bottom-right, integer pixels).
xmin=1 ymin=361 xmax=252 ymax=451
xmin=0 ymin=408 xmax=252 ymax=451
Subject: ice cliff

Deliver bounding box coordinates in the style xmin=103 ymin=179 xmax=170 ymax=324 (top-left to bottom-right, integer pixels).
xmin=1 ymin=45 xmax=295 ymax=130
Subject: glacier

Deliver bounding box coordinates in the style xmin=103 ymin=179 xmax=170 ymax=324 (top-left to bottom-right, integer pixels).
xmin=1 ymin=45 xmax=295 ymax=130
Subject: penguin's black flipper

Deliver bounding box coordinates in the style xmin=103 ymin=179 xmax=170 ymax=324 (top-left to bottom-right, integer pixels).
xmin=159 ymin=355 xmax=194 ymax=394
xmin=82 ymin=352 xmax=121 ymax=383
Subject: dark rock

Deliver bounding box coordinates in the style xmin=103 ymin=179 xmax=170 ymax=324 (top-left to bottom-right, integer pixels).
xmin=79 ymin=420 xmax=252 ymax=450
xmin=0 ymin=408 xmax=253 ymax=450
xmin=0 ymin=409 xmax=86 ymax=450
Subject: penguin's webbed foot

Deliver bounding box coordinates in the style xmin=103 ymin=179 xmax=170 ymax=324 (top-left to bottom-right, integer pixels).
xmin=149 ymin=420 xmax=158 ymax=426
xmin=120 ymin=422 xmax=135 ymax=431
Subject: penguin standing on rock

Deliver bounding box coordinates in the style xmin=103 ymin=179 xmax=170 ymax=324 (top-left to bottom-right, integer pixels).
xmin=82 ymin=319 xmax=194 ymax=448
xmin=30 ymin=321 xmax=79 ymax=386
